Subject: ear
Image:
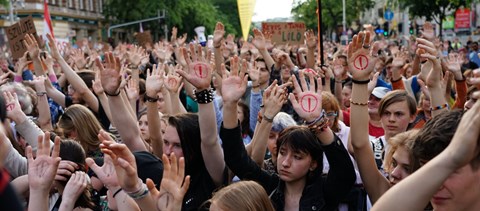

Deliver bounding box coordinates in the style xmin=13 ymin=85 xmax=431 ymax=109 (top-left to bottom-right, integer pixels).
xmin=309 ymin=160 xmax=318 ymax=171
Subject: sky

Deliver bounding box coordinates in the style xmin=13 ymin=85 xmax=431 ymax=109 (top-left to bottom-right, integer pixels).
xmin=252 ymin=0 xmax=296 ymax=22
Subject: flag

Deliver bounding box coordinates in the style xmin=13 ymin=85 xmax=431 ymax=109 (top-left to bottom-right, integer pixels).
xmin=43 ymin=0 xmax=54 ymax=38
xmin=140 ymin=23 xmax=144 ymax=33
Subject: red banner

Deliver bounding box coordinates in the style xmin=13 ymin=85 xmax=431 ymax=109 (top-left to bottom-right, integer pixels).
xmin=455 ymin=8 xmax=471 ymax=29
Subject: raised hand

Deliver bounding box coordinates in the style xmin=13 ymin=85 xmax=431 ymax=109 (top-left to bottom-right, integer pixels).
xmin=417 ymin=38 xmax=442 ymax=88
xmin=171 ymin=26 xmax=178 ymax=43
xmin=96 ymin=52 xmax=123 ymax=95
xmin=213 ymin=22 xmax=225 ymax=48
xmin=23 ymin=33 xmax=40 ymax=59
xmin=305 ymin=29 xmax=317 ymax=49
xmin=252 ymin=28 xmax=266 ymax=51
xmin=46 ymin=34 xmax=62 ymax=60
xmin=221 ymin=56 xmax=249 ymax=104
xmin=445 ymin=52 xmax=464 ymax=80
xmin=176 ymin=33 xmax=188 ymax=47
xmin=92 ymin=71 xmax=104 ymax=95
xmin=420 ymin=22 xmax=435 ymax=41
xmin=165 ymin=65 xmax=183 ymax=94
xmin=391 ymin=51 xmax=409 ymax=80
xmin=289 ymin=71 xmax=323 ymax=122
xmin=3 ymin=91 xmax=25 ymax=123
xmin=125 ymin=78 xmax=140 ymax=101
xmin=70 ymin=48 xmax=87 ymax=69
xmin=347 ymin=31 xmax=379 ymax=81
xmin=86 ymin=154 xmax=119 ymax=188
xmin=176 ymin=44 xmax=212 ymax=90
xmin=263 ymin=81 xmax=288 ymax=118
xmin=156 ymin=153 xmax=190 ymax=211
xmin=98 ymin=130 xmax=140 ymax=193
xmin=16 ymin=52 xmax=32 ymax=74
xmin=145 ymin=63 xmax=166 ymax=97
xmin=127 ymin=45 xmax=148 ymax=67
xmin=61 ymin=171 xmax=89 ymax=205
xmin=249 ymin=61 xmax=260 ymax=86
xmin=27 ymin=132 xmax=61 ymax=191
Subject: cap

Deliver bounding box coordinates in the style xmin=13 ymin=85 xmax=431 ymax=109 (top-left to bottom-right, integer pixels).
xmin=372 ymin=87 xmax=391 ymax=99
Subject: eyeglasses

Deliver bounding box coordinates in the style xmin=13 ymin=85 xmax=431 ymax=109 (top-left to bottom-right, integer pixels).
xmin=326 ymin=111 xmax=338 ymax=119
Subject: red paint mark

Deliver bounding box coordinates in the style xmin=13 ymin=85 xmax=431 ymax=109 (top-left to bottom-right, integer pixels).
xmin=193 ymin=63 xmax=208 ymax=78
xmin=6 ymin=104 xmax=14 ymax=111
xmin=168 ymin=78 xmax=177 ymax=87
xmin=300 ymin=94 xmax=318 ymax=113
xmin=353 ymin=55 xmax=369 ymax=71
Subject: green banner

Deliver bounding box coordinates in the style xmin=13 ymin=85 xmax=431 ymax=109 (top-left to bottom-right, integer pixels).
xmin=443 ymin=15 xmax=455 ymax=29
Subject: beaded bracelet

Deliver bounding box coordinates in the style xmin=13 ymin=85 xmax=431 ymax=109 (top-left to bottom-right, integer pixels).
xmin=350 ymin=99 xmax=368 ymax=106
xmin=304 ymin=109 xmax=326 ymax=126
xmin=124 ymin=179 xmax=149 ymax=199
xmin=430 ymin=103 xmax=449 ymax=112
xmin=194 ymin=88 xmax=214 ymax=104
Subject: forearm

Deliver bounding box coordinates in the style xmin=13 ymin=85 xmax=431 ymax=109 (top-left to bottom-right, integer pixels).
xmin=146 ymin=101 xmax=163 ymax=158
xmin=324 ymin=77 xmax=332 ymax=93
xmin=28 ymin=190 xmax=49 ymax=211
xmin=453 ymin=79 xmax=467 ymax=109
xmin=334 ymin=80 xmax=343 ymax=105
xmin=97 ymin=93 xmax=114 ymax=126
xmin=14 ymin=116 xmax=45 ymax=152
xmin=36 ymin=93 xmax=53 ymax=131
xmin=108 ymin=95 xmax=147 ymax=152
xmin=161 ymin=89 xmax=173 ymax=115
xmin=350 ymin=83 xmax=370 ymax=149
xmin=169 ymin=92 xmax=187 ymax=115
xmin=214 ymin=47 xmax=224 ymax=76
xmin=59 ymin=197 xmax=77 ymax=211
xmin=412 ymin=56 xmax=421 ymax=76
xmin=249 ymin=120 xmax=273 ymax=167
xmin=259 ymin=49 xmax=275 ymax=72
xmin=121 ymin=91 xmax=137 ymax=122
xmin=223 ymin=102 xmax=238 ymax=129
xmin=45 ymin=82 xmax=67 ymax=108
xmin=306 ymin=47 xmax=315 ymax=68
xmin=32 ymin=57 xmax=44 ymax=76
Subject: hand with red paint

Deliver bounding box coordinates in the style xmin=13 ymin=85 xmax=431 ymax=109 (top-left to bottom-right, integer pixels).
xmin=221 ymin=56 xmax=249 ymax=104
xmin=347 ymin=31 xmax=379 ymax=81
xmin=165 ymin=65 xmax=184 ymax=94
xmin=289 ymin=70 xmax=323 ymax=123
xmin=3 ymin=91 xmax=27 ymax=124
xmin=176 ymin=44 xmax=213 ymax=91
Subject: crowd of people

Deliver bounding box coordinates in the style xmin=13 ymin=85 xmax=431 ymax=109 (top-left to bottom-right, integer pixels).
xmin=0 ymin=20 xmax=479 ymax=211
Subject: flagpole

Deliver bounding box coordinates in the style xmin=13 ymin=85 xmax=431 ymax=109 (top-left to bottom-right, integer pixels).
xmin=317 ymin=0 xmax=324 ymax=66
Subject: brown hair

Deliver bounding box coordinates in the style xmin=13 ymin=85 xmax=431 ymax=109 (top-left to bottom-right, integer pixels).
xmin=384 ymin=129 xmax=418 ymax=174
xmin=210 ymin=181 xmax=275 ymax=211
xmin=378 ymin=90 xmax=417 ymax=116
xmin=57 ymin=104 xmax=103 ymax=155
xmin=321 ymin=92 xmax=341 ymax=132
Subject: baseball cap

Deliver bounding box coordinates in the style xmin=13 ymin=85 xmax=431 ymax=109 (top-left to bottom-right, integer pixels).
xmin=372 ymin=87 xmax=391 ymax=99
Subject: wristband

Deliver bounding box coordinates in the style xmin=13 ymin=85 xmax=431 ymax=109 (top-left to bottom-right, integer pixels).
xmin=14 ymin=75 xmax=22 ymax=82
xmin=350 ymin=99 xmax=368 ymax=106
xmin=112 ymin=188 xmax=122 ymax=198
xmin=36 ymin=91 xmax=47 ymax=97
xmin=194 ymin=88 xmax=214 ymax=104
xmin=430 ymin=103 xmax=449 ymax=112
xmin=351 ymin=79 xmax=370 ymax=84
xmin=105 ymin=89 xmax=121 ymax=97
xmin=144 ymin=94 xmax=159 ymax=102
xmin=48 ymin=73 xmax=58 ymax=83
xmin=263 ymin=113 xmax=274 ymax=122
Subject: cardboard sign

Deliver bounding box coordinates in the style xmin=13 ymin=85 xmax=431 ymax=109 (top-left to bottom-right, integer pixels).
xmin=261 ymin=22 xmax=306 ymax=45
xmin=136 ymin=30 xmax=153 ymax=48
xmin=6 ymin=16 xmax=39 ymax=59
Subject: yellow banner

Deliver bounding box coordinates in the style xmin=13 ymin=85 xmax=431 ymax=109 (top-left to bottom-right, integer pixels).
xmin=237 ymin=0 xmax=256 ymax=39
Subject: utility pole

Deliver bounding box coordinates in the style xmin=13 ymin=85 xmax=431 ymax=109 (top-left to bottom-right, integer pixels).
xmin=107 ymin=10 xmax=166 ymax=37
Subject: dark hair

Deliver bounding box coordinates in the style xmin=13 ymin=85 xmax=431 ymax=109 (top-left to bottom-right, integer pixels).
xmin=276 ymin=126 xmax=323 ymax=179
xmin=411 ymin=110 xmax=465 ymax=171
xmin=168 ymin=113 xmax=205 ymax=175
xmin=237 ymin=101 xmax=251 ymax=137
xmin=76 ymin=71 xmax=95 ymax=90
xmin=58 ymin=139 xmax=95 ymax=209
xmin=0 ymin=95 xmax=6 ymax=122
xmin=378 ymin=90 xmax=417 ymax=116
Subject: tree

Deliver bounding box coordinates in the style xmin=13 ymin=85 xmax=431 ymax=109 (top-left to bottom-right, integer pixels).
xmin=399 ymin=0 xmax=470 ymax=37
xmin=292 ymin=0 xmax=375 ymax=35
xmin=103 ymin=0 xmax=241 ymax=42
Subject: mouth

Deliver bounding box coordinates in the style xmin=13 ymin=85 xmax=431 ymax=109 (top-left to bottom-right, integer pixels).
xmin=386 ymin=125 xmax=397 ymax=130
xmin=432 ymin=196 xmax=449 ymax=204
xmin=279 ymin=170 xmax=290 ymax=176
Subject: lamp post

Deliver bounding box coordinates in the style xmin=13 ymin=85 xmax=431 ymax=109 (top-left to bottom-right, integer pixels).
xmin=317 ymin=0 xmax=324 ymax=66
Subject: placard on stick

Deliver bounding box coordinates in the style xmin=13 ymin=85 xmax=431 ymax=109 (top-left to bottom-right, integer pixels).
xmin=261 ymin=22 xmax=306 ymax=45
xmin=136 ymin=30 xmax=153 ymax=48
xmin=6 ymin=16 xmax=39 ymax=59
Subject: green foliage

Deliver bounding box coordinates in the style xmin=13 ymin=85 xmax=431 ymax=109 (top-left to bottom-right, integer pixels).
xmin=0 ymin=0 xmax=7 ymax=7
xmin=292 ymin=0 xmax=375 ymax=32
xmin=103 ymin=0 xmax=241 ymax=40
xmin=400 ymin=0 xmax=470 ymax=23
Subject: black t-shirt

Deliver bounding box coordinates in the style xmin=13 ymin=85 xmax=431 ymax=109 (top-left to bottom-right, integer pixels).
xmin=65 ymin=96 xmax=111 ymax=130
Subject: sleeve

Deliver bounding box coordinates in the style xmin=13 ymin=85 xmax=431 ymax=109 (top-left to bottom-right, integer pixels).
xmin=4 ymin=140 xmax=28 ymax=179
xmin=22 ymin=70 xmax=34 ymax=81
xmin=220 ymin=124 xmax=279 ymax=193
xmin=14 ymin=118 xmax=46 ymax=152
xmin=213 ymin=94 xmax=223 ymax=132
xmin=65 ymin=96 xmax=73 ymax=108
xmin=323 ymin=135 xmax=356 ymax=207
xmin=453 ymin=79 xmax=467 ymax=110
xmin=249 ymin=90 xmax=263 ymax=132
xmin=391 ymin=78 xmax=406 ymax=90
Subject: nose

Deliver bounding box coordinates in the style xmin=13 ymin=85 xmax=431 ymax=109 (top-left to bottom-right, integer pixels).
xmin=281 ymin=155 xmax=292 ymax=168
xmin=388 ymin=113 xmax=396 ymax=122
xmin=164 ymin=145 xmax=172 ymax=156
xmin=390 ymin=166 xmax=402 ymax=183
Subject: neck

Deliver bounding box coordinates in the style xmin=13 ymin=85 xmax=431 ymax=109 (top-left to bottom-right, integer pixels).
xmin=259 ymin=82 xmax=269 ymax=90
xmin=369 ymin=114 xmax=381 ymax=123
xmin=284 ymin=177 xmax=307 ymax=197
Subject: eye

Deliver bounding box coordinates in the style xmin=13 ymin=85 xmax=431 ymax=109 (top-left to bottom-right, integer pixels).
xmin=392 ymin=160 xmax=398 ymax=168
xmin=163 ymin=140 xmax=169 ymax=145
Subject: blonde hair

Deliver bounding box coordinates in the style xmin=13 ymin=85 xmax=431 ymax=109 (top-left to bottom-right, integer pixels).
xmin=57 ymin=104 xmax=103 ymax=154
xmin=384 ymin=129 xmax=418 ymax=174
xmin=321 ymin=92 xmax=341 ymax=132
xmin=210 ymin=181 xmax=275 ymax=211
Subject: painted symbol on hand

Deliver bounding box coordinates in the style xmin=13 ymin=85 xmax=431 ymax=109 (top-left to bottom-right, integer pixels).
xmin=193 ymin=63 xmax=208 ymax=78
xmin=6 ymin=103 xmax=14 ymax=112
xmin=300 ymin=94 xmax=318 ymax=113
xmin=304 ymin=68 xmax=317 ymax=76
xmin=353 ymin=55 xmax=369 ymax=71
xmin=168 ymin=78 xmax=177 ymax=88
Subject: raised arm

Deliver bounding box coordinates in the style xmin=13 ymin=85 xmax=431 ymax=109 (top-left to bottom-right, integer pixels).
xmin=252 ymin=29 xmax=275 ymax=72
xmin=445 ymin=53 xmax=467 ymax=109
xmin=213 ymin=22 xmax=226 ymax=76
xmin=305 ymin=30 xmax=317 ymax=69
xmin=346 ymin=32 xmax=391 ymax=203
xmin=47 ymin=34 xmax=99 ymax=113
xmin=177 ymin=44 xmax=225 ymax=186
xmin=29 ymin=76 xmax=53 ymax=131
xmin=145 ymin=64 xmax=166 ymax=157
xmin=96 ymin=52 xmax=146 ymax=152
xmin=165 ymin=65 xmax=187 ymax=115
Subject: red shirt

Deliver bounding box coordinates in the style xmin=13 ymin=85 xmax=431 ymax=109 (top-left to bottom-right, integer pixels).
xmin=369 ymin=122 xmax=385 ymax=138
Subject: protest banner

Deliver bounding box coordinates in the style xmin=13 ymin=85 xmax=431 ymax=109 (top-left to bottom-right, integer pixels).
xmin=136 ymin=30 xmax=153 ymax=48
xmin=261 ymin=22 xmax=306 ymax=45
xmin=6 ymin=16 xmax=39 ymax=59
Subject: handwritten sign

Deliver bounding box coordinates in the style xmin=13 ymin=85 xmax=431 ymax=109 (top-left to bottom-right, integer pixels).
xmin=261 ymin=22 xmax=306 ymax=45
xmin=136 ymin=30 xmax=153 ymax=48
xmin=6 ymin=16 xmax=38 ymax=59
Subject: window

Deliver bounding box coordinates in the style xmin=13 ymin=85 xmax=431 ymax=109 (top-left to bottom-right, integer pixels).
xmin=68 ymin=0 xmax=73 ymax=8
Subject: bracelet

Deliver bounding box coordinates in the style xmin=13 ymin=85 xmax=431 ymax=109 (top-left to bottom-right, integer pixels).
xmin=124 ymin=179 xmax=149 ymax=199
xmin=105 ymin=89 xmax=121 ymax=97
xmin=335 ymin=79 xmax=344 ymax=83
xmin=350 ymin=99 xmax=368 ymax=106
xmin=144 ymin=94 xmax=159 ymax=102
xmin=112 ymin=188 xmax=122 ymax=198
xmin=351 ymin=79 xmax=370 ymax=84
xmin=36 ymin=91 xmax=47 ymax=96
xmin=194 ymin=88 xmax=214 ymax=104
xmin=263 ymin=113 xmax=274 ymax=122
xmin=304 ymin=109 xmax=326 ymax=126
xmin=430 ymin=103 xmax=449 ymax=112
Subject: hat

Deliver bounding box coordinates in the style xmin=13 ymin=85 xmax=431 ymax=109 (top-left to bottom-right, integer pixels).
xmin=372 ymin=87 xmax=391 ymax=99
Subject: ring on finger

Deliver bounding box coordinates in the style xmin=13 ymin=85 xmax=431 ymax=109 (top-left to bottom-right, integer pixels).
xmin=362 ymin=45 xmax=371 ymax=49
